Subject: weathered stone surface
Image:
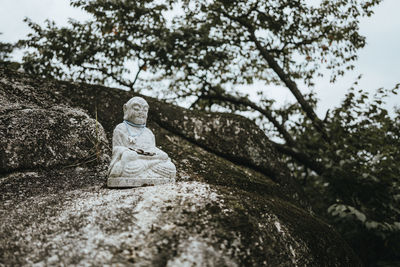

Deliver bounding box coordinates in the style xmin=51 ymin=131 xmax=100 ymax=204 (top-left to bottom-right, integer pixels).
xmin=1 ymin=105 xmax=109 ymax=173
xmin=0 ymin=68 xmax=361 ymax=266
xmin=1 ymin=181 xmax=357 ymax=266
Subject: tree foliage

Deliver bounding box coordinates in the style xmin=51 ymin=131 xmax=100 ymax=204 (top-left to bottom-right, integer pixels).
xmin=283 ymin=82 xmax=400 ymax=264
xmin=0 ymin=33 xmax=18 ymax=69
xmin=16 ymin=0 xmax=400 ymax=265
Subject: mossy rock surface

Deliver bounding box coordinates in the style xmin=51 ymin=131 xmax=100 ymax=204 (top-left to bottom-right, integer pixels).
xmin=0 ymin=106 xmax=109 ymax=173
xmin=0 ymin=68 xmax=360 ymax=266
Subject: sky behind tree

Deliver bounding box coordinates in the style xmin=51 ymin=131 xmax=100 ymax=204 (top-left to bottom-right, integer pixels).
xmin=1 ymin=0 xmax=399 ymax=115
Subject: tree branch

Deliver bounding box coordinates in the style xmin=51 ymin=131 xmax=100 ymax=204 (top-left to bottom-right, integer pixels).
xmin=197 ymin=87 xmax=326 ymax=176
xmin=271 ymin=142 xmax=325 ymax=176
xmin=187 ymin=76 xmax=327 ymax=176
xmin=132 ymin=61 xmax=145 ymax=87
xmin=198 ymin=82 xmax=296 ymax=146
xmin=83 ymin=65 xmax=135 ymax=90
xmin=220 ymin=10 xmax=330 ymax=142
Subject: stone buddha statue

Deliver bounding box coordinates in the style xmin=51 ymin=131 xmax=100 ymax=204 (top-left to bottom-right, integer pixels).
xmin=107 ymin=97 xmax=176 ymax=187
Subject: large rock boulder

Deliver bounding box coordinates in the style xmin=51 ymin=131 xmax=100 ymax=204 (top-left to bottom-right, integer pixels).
xmin=1 ymin=105 xmax=109 ymax=173
xmin=0 ymin=68 xmax=361 ymax=266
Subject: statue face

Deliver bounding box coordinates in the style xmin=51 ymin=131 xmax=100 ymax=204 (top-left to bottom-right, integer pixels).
xmin=124 ymin=97 xmax=149 ymax=124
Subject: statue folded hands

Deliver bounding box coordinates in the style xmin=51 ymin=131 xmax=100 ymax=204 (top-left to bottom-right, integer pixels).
xmin=107 ymin=97 xmax=176 ymax=187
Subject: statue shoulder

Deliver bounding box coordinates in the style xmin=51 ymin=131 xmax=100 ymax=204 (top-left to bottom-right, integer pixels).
xmin=114 ymin=123 xmax=126 ymax=133
xmin=144 ymin=127 xmax=155 ymax=136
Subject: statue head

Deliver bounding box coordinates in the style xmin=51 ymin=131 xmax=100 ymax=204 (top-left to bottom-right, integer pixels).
xmin=123 ymin=97 xmax=149 ymax=125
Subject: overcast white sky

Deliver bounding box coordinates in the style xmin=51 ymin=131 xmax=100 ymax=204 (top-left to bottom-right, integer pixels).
xmin=1 ymin=0 xmax=399 ymax=116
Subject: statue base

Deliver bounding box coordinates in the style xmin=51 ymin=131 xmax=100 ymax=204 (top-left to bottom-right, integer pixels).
xmin=107 ymin=177 xmax=175 ymax=188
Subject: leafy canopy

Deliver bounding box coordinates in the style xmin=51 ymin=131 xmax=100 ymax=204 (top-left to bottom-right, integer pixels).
xmin=20 ymin=0 xmax=380 ymax=93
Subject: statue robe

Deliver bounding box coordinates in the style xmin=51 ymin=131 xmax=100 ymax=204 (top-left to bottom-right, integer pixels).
xmin=108 ymin=123 xmax=175 ymax=179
